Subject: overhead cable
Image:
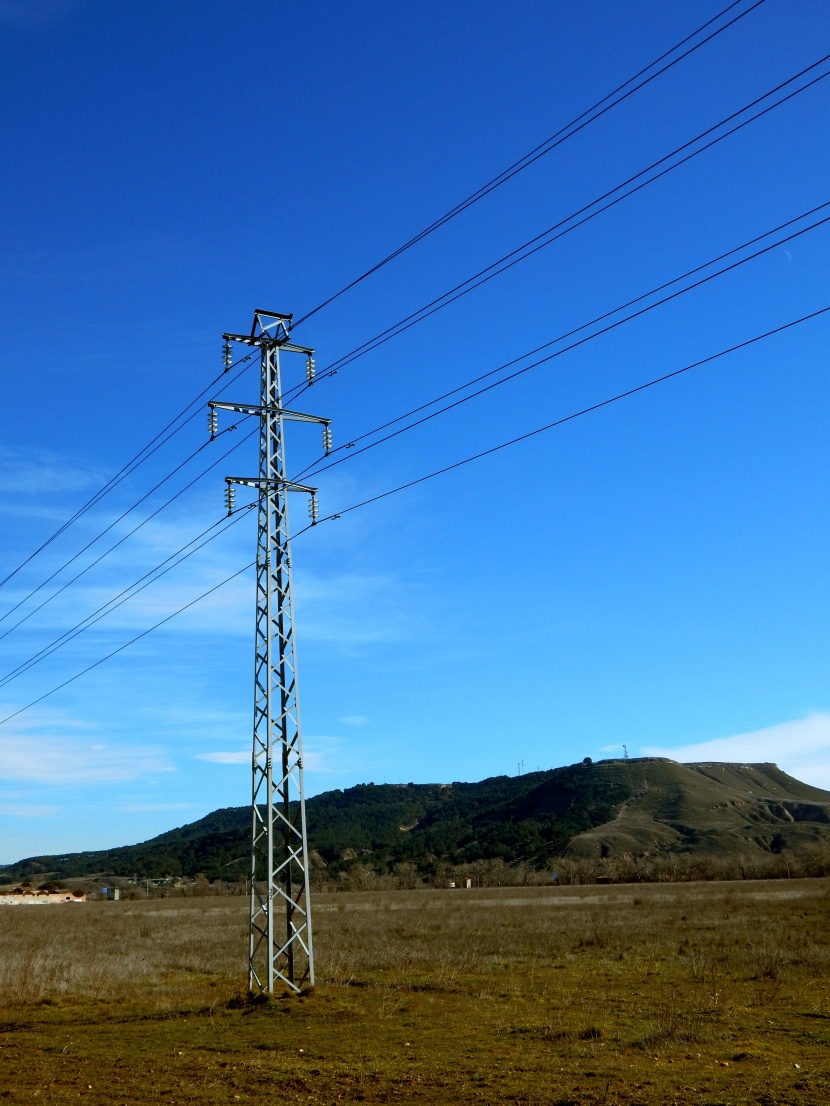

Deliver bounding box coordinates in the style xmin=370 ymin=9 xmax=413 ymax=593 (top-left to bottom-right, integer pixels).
xmin=293 ymin=303 xmax=830 ymax=536
xmin=297 ymin=202 xmax=830 ymax=481
xmin=0 ymin=504 xmax=256 ymax=690
xmin=289 ymin=0 xmax=767 ymax=331
xmin=0 ymin=349 xmax=257 ymax=595
xmin=0 ymin=421 xmax=255 ymax=640
xmin=308 ymin=53 xmax=830 ymax=385
xmin=0 ymin=4 xmax=781 ymax=603
xmin=0 ymin=561 xmax=256 ymax=728
xmin=3 ymin=301 xmax=827 ymax=726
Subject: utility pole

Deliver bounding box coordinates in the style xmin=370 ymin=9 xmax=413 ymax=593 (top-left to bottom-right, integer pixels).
xmin=211 ymin=309 xmax=330 ymax=995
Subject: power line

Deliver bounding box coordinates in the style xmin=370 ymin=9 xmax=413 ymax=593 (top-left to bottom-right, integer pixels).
xmin=0 ymin=561 xmax=256 ymax=728
xmin=0 ymin=421 xmax=256 ymax=641
xmin=0 ymin=348 xmax=257 ymax=595
xmin=4 ymin=301 xmax=826 ymax=725
xmin=296 ymin=202 xmax=830 ymax=482
xmin=308 ymin=53 xmax=830 ymax=385
xmin=289 ymin=0 xmax=766 ymax=332
xmin=284 ymin=51 xmax=830 ymax=425
xmin=0 ymin=504 xmax=256 ymax=690
xmin=0 ymin=8 xmax=791 ymax=607
xmin=293 ymin=303 xmax=830 ymax=536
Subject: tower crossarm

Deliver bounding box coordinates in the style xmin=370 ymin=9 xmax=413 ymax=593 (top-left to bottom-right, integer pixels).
xmin=210 ymin=401 xmax=329 ymax=426
xmin=225 ymin=476 xmax=318 ymax=496
xmin=223 ymin=332 xmax=315 ymax=357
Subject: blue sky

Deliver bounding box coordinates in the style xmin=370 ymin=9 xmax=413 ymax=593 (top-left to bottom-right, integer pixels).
xmin=2 ymin=0 xmax=830 ymax=861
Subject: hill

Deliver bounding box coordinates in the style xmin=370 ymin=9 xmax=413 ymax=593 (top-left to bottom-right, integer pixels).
xmin=563 ymin=759 xmax=830 ymax=860
xmin=3 ymin=758 xmax=830 ymax=883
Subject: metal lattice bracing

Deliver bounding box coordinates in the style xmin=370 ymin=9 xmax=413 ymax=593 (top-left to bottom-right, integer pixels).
xmin=216 ymin=310 xmax=328 ymax=994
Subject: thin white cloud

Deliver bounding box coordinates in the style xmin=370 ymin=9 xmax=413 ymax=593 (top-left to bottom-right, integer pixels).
xmin=0 ymin=734 xmax=175 ymax=783
xmin=0 ymin=705 xmax=92 ymax=735
xmin=0 ymin=803 xmax=57 ymax=818
xmin=339 ymin=715 xmax=368 ymax=727
xmin=198 ymin=737 xmax=349 ymax=775
xmin=0 ymin=489 xmax=420 ymax=673
xmin=303 ymin=735 xmax=355 ymax=776
xmin=122 ymin=802 xmax=195 ymax=813
xmin=0 ymin=447 xmax=101 ymax=496
xmin=0 ymin=480 xmax=253 ymax=654
xmin=197 ymin=751 xmax=249 ymax=765
xmin=140 ymin=705 xmax=249 ymax=745
xmin=642 ymin=713 xmax=830 ymax=791
xmin=0 ymin=550 xmax=253 ymax=656
xmin=295 ymin=570 xmax=423 ymax=649
xmin=62 ymin=570 xmax=254 ymax=637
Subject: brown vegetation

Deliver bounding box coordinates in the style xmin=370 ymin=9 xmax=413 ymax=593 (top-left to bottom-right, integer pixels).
xmin=318 ymin=845 xmax=830 ymax=891
xmin=0 ymin=879 xmax=828 ymax=1102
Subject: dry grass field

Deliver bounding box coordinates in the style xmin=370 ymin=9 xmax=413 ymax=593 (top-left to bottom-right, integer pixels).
xmin=1 ymin=879 xmax=828 ymax=1104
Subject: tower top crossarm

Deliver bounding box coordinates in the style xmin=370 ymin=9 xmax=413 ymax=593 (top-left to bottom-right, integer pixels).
xmin=222 ymin=309 xmax=312 ymax=354
xmin=251 ymin=308 xmax=290 ymax=337
xmin=224 ymin=331 xmax=314 ymax=357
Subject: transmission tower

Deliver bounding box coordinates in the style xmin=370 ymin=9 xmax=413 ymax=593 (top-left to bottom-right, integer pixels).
xmin=211 ymin=309 xmax=330 ymax=995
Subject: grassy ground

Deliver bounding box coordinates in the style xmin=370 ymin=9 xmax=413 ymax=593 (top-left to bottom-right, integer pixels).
xmin=1 ymin=879 xmax=828 ymax=1104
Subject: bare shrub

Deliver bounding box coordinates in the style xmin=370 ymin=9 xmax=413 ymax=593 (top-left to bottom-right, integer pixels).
xmin=639 ymin=989 xmax=715 ymax=1049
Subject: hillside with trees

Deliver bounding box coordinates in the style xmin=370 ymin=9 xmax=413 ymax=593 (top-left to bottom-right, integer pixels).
xmin=3 ymin=758 xmax=830 ymax=885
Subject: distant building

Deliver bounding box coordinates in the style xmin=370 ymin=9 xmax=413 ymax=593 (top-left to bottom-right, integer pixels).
xmin=0 ymin=885 xmax=86 ymax=906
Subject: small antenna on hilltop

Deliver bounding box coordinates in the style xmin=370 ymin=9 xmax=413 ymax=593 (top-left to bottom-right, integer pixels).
xmin=623 ymin=744 xmax=629 ymax=760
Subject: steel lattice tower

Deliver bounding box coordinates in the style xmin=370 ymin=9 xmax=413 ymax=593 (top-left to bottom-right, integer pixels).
xmin=212 ymin=309 xmax=329 ymax=994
